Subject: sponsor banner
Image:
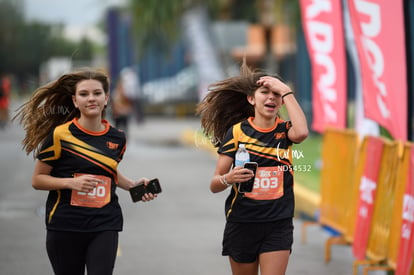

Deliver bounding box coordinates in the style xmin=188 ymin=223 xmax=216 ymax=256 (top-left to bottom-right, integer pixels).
xmin=342 ymin=0 xmax=380 ymax=138
xmin=299 ymin=0 xmax=347 ymax=133
xmin=348 ymin=0 xmax=407 ymax=140
xmin=396 ymin=147 xmax=414 ymax=275
xmin=352 ymin=136 xmax=384 ymax=260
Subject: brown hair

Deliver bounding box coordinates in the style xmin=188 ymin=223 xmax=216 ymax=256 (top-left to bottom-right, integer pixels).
xmin=14 ymin=69 xmax=110 ymax=156
xmin=196 ymin=61 xmax=267 ymax=147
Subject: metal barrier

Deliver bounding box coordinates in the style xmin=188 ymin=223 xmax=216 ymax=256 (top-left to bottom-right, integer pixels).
xmin=319 ymin=128 xmax=359 ymax=233
xmin=384 ymin=143 xmax=410 ymax=271
xmin=353 ymin=141 xmax=410 ymax=274
xmin=324 ymin=135 xmax=370 ymax=263
xmin=344 ymin=136 xmax=369 ymax=244
xmin=301 ymin=131 xmax=414 ymax=273
xmin=365 ymin=139 xmax=399 ymax=260
xmin=301 ymin=128 xmax=359 ymax=262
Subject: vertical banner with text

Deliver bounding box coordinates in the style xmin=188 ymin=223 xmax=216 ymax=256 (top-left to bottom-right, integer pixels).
xmin=300 ymin=0 xmax=347 ymax=133
xmin=348 ymin=0 xmax=407 ymax=141
xmin=396 ymin=147 xmax=414 ymax=275
xmin=352 ymin=136 xmax=384 ymax=260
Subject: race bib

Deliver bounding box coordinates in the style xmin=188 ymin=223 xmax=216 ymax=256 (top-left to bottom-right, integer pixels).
xmin=71 ymin=174 xmax=111 ymax=208
xmin=244 ymin=166 xmax=284 ymax=200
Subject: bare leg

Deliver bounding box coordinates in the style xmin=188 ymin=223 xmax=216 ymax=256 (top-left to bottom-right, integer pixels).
xmin=229 ymin=257 xmax=259 ymax=275
xmin=259 ymin=250 xmax=290 ymax=275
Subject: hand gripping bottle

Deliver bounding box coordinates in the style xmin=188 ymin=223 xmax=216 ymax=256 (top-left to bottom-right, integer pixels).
xmin=235 ymin=143 xmax=250 ymax=167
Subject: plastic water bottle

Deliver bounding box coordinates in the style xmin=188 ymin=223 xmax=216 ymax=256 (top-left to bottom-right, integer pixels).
xmin=235 ymin=143 xmax=250 ymax=167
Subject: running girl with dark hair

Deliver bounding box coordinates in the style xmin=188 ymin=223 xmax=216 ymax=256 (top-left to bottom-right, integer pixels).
xmin=197 ymin=61 xmax=308 ymax=275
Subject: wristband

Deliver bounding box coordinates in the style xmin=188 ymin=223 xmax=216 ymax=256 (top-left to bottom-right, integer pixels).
xmin=219 ymin=174 xmax=231 ymax=187
xmin=282 ymin=92 xmax=294 ymax=99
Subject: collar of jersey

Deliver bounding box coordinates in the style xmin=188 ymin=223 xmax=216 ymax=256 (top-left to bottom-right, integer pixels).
xmin=73 ymin=117 xmax=110 ymax=136
xmin=247 ymin=117 xmax=281 ymax=133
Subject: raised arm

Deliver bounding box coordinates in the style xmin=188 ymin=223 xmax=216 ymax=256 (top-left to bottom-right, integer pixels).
xmin=257 ymin=76 xmax=309 ymax=143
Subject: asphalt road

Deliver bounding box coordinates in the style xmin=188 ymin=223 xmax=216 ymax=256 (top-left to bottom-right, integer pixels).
xmin=0 ymin=112 xmax=366 ymax=275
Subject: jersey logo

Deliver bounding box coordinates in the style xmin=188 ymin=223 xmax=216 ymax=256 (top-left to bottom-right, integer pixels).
xmin=106 ymin=141 xmax=119 ymax=150
xmin=274 ymin=132 xmax=286 ymax=140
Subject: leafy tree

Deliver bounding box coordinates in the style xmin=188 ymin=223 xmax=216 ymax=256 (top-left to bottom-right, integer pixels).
xmin=0 ymin=0 xmax=25 ymax=75
xmin=128 ymin=0 xmax=222 ymax=55
xmin=72 ymin=38 xmax=95 ymax=61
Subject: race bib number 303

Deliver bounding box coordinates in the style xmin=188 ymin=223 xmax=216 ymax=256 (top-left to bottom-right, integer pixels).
xmin=244 ymin=167 xmax=284 ymax=200
xmin=71 ymin=174 xmax=111 ymax=208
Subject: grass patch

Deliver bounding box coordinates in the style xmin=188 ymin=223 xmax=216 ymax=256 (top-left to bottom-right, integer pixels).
xmin=279 ymin=106 xmax=322 ymax=193
xmin=292 ymin=133 xmax=322 ymax=193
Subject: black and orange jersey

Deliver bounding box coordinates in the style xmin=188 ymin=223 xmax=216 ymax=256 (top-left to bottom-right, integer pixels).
xmin=37 ymin=118 xmax=126 ymax=232
xmin=218 ymin=117 xmax=294 ymax=223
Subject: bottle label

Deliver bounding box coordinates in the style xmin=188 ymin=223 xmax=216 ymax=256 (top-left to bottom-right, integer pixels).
xmin=235 ymin=159 xmax=247 ymax=167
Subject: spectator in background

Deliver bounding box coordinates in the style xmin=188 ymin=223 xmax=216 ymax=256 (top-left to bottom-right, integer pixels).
xmin=111 ymin=78 xmax=133 ymax=135
xmin=120 ymin=67 xmax=145 ymax=123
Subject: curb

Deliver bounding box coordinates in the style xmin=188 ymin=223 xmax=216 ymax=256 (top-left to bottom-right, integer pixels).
xmin=181 ymin=128 xmax=320 ymax=218
xmin=294 ymin=183 xmax=320 ymax=219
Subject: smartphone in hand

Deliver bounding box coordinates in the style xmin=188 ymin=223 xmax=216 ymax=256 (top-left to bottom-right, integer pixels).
xmin=238 ymin=162 xmax=258 ymax=193
xmin=130 ymin=178 xmax=162 ymax=202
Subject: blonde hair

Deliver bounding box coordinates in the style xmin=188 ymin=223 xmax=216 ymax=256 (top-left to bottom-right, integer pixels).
xmin=14 ymin=69 xmax=110 ymax=156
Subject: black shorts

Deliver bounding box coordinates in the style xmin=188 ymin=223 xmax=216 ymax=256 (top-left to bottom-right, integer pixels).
xmin=222 ymin=218 xmax=293 ymax=263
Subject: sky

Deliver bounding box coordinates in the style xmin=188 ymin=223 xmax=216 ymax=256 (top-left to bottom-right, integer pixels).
xmin=23 ymin=0 xmax=127 ymax=43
